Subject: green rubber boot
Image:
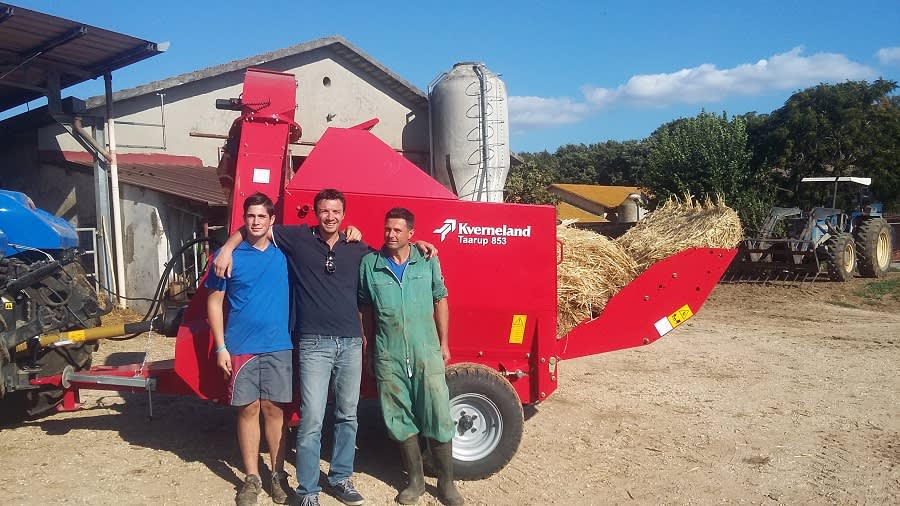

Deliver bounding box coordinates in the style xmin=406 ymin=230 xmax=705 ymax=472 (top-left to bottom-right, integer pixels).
xmin=430 ymin=439 xmax=464 ymax=506
xmin=396 ymin=436 xmax=425 ymax=504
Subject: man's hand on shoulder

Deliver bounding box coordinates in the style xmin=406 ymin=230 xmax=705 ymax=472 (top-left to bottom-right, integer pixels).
xmin=344 ymin=225 xmax=363 ymax=243
xmin=414 ymin=240 xmax=438 ymax=259
xmin=213 ymin=247 xmax=235 ymax=278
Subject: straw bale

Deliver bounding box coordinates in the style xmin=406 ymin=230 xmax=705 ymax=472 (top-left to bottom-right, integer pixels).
xmin=616 ymin=194 xmax=743 ymax=271
xmin=556 ymin=225 xmax=639 ymax=335
xmin=555 ymin=194 xmax=743 ymax=336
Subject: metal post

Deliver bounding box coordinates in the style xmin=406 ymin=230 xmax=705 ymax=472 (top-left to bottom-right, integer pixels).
xmin=105 ymin=72 xmax=128 ymax=308
xmin=91 ymin=122 xmax=113 ymax=295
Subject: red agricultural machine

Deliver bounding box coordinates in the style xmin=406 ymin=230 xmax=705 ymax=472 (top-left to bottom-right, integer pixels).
xmin=8 ymin=69 xmax=736 ymax=479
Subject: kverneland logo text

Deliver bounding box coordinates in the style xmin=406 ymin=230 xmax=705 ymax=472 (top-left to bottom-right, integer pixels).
xmin=433 ymin=219 xmax=532 ymax=245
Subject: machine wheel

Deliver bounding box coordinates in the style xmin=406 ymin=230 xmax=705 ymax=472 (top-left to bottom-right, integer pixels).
xmin=445 ymin=363 xmax=524 ymax=480
xmin=855 ymin=218 xmax=893 ymax=278
xmin=826 ymin=233 xmax=856 ymax=282
xmin=0 ymin=341 xmax=97 ymax=424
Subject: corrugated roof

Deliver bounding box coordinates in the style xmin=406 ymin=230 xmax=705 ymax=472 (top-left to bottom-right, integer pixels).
xmin=44 ymin=151 xmax=227 ymax=207
xmin=85 ymin=35 xmax=426 ymax=109
xmin=549 ymin=183 xmax=644 ymax=209
xmin=556 ymin=202 xmax=608 ymax=223
xmin=0 ymin=3 xmax=165 ymax=112
xmin=115 ymin=162 xmax=227 ymax=207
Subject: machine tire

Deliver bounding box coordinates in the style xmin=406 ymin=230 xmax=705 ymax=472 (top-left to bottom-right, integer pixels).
xmin=444 ymin=363 xmax=524 ymax=480
xmin=855 ymin=218 xmax=893 ymax=278
xmin=826 ymin=233 xmax=856 ymax=282
xmin=0 ymin=341 xmax=97 ymax=424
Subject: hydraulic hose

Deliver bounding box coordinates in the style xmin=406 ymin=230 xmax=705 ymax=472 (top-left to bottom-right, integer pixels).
xmin=106 ymin=236 xmax=217 ymax=341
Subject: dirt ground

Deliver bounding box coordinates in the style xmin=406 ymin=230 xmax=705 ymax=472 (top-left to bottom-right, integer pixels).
xmin=3 ymin=273 xmax=899 ymax=505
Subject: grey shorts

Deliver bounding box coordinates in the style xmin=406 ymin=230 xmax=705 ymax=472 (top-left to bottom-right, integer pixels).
xmin=228 ymin=349 xmax=293 ymax=406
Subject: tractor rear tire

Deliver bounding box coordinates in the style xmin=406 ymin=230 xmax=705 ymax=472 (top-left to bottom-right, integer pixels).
xmin=826 ymin=233 xmax=856 ymax=282
xmin=445 ymin=363 xmax=524 ymax=480
xmin=855 ymin=218 xmax=893 ymax=278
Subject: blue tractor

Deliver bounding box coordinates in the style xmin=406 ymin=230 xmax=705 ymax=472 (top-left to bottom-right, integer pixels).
xmin=732 ymin=177 xmax=894 ymax=282
xmin=0 ymin=190 xmax=109 ymax=421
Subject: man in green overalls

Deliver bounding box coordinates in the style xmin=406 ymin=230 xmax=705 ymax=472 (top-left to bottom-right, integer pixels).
xmin=358 ymin=207 xmax=464 ymax=506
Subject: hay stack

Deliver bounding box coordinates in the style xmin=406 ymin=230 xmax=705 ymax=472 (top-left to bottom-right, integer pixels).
xmin=616 ymin=195 xmax=743 ymax=271
xmin=555 ymin=195 xmax=743 ymax=336
xmin=556 ymin=225 xmax=639 ymax=335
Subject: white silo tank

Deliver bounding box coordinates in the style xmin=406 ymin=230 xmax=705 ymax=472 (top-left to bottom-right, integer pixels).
xmin=429 ymin=62 xmax=509 ymax=202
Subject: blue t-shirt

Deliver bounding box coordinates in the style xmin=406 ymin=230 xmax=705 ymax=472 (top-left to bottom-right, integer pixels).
xmin=385 ymin=254 xmax=408 ymax=281
xmin=205 ymin=241 xmax=291 ymax=355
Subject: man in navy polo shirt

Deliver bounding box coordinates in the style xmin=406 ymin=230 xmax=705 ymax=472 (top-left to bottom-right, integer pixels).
xmin=207 ymin=192 xmax=294 ymax=506
xmin=214 ymin=189 xmax=436 ymax=506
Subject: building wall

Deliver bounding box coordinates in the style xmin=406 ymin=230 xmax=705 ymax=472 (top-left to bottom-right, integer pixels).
xmin=0 ymin=143 xmax=97 ymax=229
xmin=40 ymin=46 xmax=429 ymax=168
xmin=105 ymin=185 xmax=205 ymax=314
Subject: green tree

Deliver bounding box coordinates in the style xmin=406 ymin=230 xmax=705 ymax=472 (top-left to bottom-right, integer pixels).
xmin=758 ymin=79 xmax=900 ymax=210
xmin=588 ymin=140 xmax=646 ymax=185
xmin=554 ymin=144 xmax=596 ymax=183
xmin=504 ymin=156 xmax=558 ymax=205
xmin=639 ymin=110 xmax=774 ymax=230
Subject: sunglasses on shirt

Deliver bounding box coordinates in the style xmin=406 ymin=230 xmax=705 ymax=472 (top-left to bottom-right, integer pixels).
xmin=325 ymin=251 xmax=336 ymax=274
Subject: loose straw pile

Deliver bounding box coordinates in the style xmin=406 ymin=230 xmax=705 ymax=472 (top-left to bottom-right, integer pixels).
xmin=556 ymin=225 xmax=639 ymax=335
xmin=556 ymin=194 xmax=743 ymax=335
xmin=616 ymin=194 xmax=744 ymax=270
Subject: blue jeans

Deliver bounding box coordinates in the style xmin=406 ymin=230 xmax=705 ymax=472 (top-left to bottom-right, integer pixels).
xmin=295 ymin=335 xmax=362 ymax=496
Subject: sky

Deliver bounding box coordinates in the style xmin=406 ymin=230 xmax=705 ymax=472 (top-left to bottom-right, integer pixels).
xmin=6 ymin=0 xmax=900 ymax=154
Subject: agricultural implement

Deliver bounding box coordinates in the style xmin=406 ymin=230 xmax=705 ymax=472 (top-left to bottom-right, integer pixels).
xmin=729 ymin=177 xmax=893 ymax=282
xmin=7 ymin=69 xmax=736 ymax=479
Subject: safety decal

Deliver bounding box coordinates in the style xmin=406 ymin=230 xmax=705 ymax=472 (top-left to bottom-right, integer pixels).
xmin=653 ymin=304 xmax=694 ymax=337
xmin=508 ymin=314 xmax=527 ymax=344
xmin=4 ymin=301 xmax=12 ymax=310
xmin=68 ymin=330 xmax=86 ymax=341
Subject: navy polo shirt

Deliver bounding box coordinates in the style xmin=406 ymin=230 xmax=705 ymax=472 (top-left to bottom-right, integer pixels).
xmin=205 ymin=242 xmax=292 ymax=355
xmin=273 ymin=224 xmax=371 ymax=337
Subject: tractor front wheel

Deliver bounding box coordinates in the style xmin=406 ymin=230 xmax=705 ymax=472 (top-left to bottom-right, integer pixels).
xmin=855 ymin=218 xmax=893 ymax=278
xmin=826 ymin=233 xmax=856 ymax=282
xmin=445 ymin=363 xmax=524 ymax=480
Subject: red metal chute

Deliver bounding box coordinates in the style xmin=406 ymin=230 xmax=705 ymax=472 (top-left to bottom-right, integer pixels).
xmin=556 ymin=247 xmax=737 ymax=361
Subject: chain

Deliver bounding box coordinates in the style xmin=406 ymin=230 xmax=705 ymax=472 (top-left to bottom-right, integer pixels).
xmin=135 ymin=324 xmax=155 ymax=378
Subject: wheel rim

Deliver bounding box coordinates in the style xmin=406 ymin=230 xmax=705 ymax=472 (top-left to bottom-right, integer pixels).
xmin=843 ymin=242 xmax=855 ymax=272
xmin=876 ymin=230 xmax=890 ymax=268
xmin=450 ymin=392 xmax=503 ymax=462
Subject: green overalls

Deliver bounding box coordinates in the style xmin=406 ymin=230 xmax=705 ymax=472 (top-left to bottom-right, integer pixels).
xmin=358 ymin=247 xmax=455 ymax=443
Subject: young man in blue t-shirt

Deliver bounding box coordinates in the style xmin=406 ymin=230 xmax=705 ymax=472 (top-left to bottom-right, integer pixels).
xmin=206 ymin=192 xmax=294 ymax=506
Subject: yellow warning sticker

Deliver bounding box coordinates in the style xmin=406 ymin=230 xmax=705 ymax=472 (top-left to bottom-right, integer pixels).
xmin=666 ymin=304 xmax=694 ymax=328
xmin=508 ymin=314 xmax=527 ymax=344
xmin=4 ymin=302 xmax=12 ymax=310
xmin=68 ymin=330 xmax=86 ymax=341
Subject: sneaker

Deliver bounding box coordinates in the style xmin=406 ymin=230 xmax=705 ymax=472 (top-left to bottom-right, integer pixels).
xmin=236 ymin=474 xmax=262 ymax=506
xmin=270 ymin=470 xmax=293 ymax=504
xmin=329 ymin=478 xmax=364 ymax=506
xmin=293 ymin=494 xmax=319 ymax=506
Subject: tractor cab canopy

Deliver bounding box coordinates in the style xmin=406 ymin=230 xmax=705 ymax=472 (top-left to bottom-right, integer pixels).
xmin=801 ymin=177 xmax=872 ymax=186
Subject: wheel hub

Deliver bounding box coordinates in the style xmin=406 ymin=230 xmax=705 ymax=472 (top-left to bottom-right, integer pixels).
xmin=457 ymin=410 xmax=477 ymax=433
xmin=450 ymin=393 xmax=503 ymax=462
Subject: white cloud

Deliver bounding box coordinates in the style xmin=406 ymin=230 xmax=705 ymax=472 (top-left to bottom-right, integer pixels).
xmin=582 ymin=47 xmax=874 ymax=108
xmin=876 ymin=47 xmax=900 ymax=65
xmin=508 ymin=47 xmax=876 ymax=132
xmin=507 ymin=95 xmax=591 ymax=131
